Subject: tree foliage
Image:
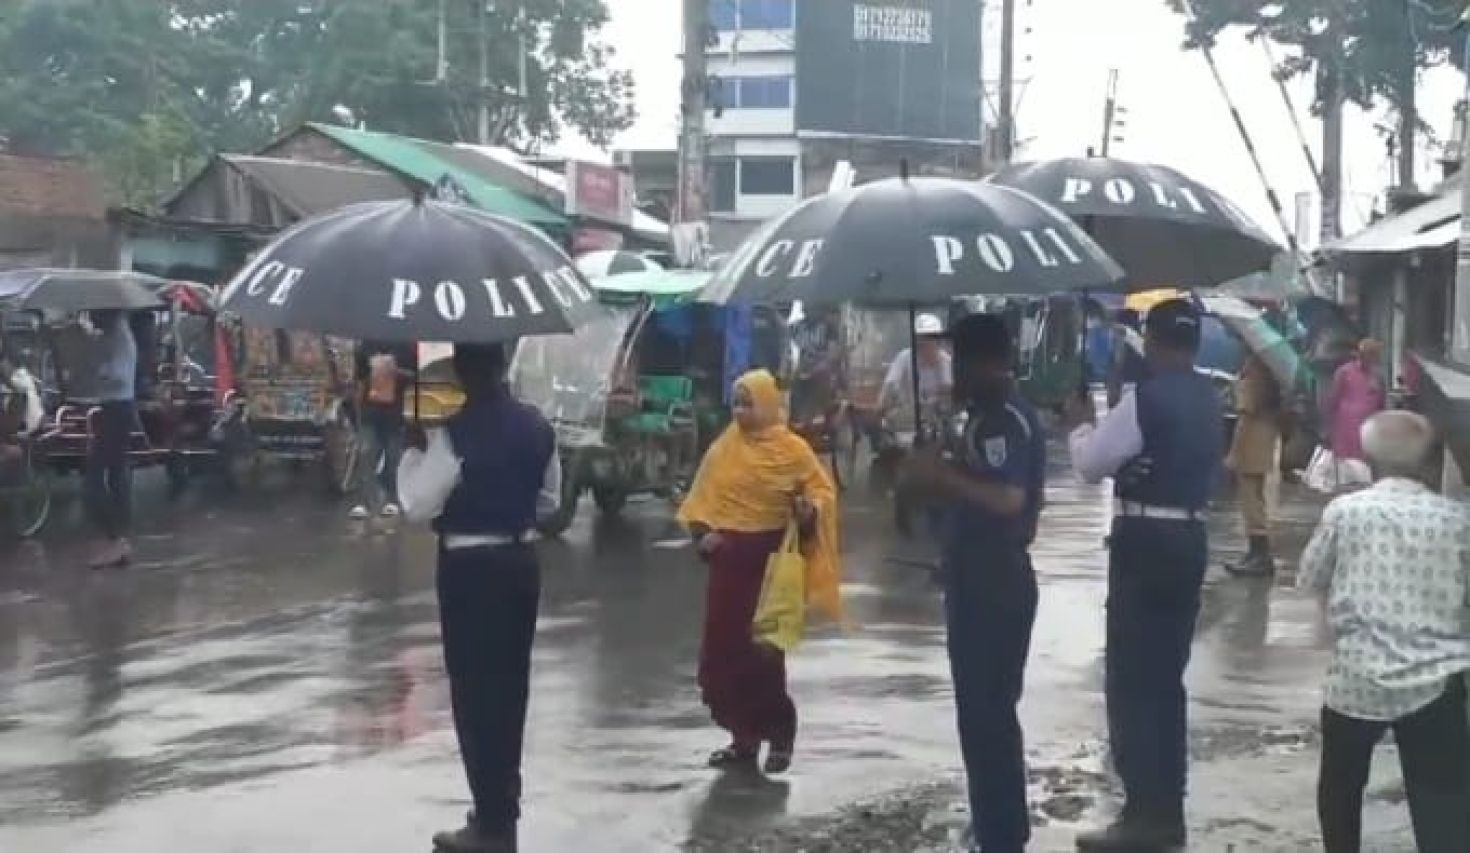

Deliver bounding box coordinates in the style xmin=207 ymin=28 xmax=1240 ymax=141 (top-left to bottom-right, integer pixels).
xmin=0 ymin=0 xmax=636 ymax=205
xmin=1163 ymin=0 xmax=1466 ymax=115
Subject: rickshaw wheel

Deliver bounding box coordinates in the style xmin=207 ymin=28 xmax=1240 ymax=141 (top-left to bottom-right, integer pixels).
xmin=536 ymin=461 xmax=583 ymax=538
xmin=322 ymin=410 xmax=361 ymax=495
xmin=8 ymin=446 xmax=52 ymax=539
xmin=592 ymin=486 xmax=627 ymax=515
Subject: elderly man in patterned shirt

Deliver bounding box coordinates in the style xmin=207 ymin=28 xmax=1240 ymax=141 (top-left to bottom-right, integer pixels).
xmin=1298 ymin=410 xmax=1470 ymax=853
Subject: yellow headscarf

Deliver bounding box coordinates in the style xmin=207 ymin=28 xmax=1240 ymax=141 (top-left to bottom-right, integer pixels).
xmin=678 ymin=370 xmax=842 ymax=620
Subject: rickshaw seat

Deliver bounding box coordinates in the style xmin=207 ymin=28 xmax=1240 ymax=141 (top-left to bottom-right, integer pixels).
xmin=628 ymin=375 xmax=694 ymax=434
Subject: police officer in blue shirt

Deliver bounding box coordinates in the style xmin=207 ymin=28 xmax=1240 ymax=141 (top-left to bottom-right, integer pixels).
xmin=1066 ymin=299 xmax=1223 ymax=851
xmin=399 ymin=343 xmax=561 ymax=853
xmin=905 ymin=313 xmax=1045 ymax=853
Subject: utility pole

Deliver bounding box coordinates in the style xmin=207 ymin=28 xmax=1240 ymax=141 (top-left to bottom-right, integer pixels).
xmin=1100 ymin=69 xmax=1120 ymax=157
xmin=997 ymin=0 xmax=1017 ymax=163
xmin=436 ymin=0 xmax=449 ymax=82
xmin=677 ymin=0 xmax=709 ymax=224
xmin=477 ymin=0 xmax=491 ymax=145
xmin=1395 ymin=0 xmax=1417 ymax=192
xmin=1320 ymin=60 xmax=1345 ymax=242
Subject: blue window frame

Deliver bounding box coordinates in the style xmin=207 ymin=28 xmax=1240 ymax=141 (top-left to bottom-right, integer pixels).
xmin=741 ymin=0 xmax=794 ymax=29
xmin=710 ymin=0 xmax=793 ymax=31
xmin=709 ymin=0 xmax=738 ymax=31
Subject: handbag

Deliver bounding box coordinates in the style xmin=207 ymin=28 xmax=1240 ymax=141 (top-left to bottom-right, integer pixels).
xmin=752 ymin=523 xmax=807 ymax=652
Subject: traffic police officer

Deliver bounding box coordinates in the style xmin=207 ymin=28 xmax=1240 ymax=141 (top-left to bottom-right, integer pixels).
xmin=905 ymin=313 xmax=1045 ymax=853
xmin=1067 ymin=299 xmax=1223 ymax=851
xmin=399 ymin=343 xmax=561 ymax=853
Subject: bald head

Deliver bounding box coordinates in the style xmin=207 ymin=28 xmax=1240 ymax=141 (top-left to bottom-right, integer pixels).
xmin=1361 ymin=411 xmax=1435 ymax=480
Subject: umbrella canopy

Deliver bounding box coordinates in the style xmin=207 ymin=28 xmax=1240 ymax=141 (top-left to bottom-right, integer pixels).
xmin=0 ymin=268 xmax=167 ymax=313
xmin=575 ymin=249 xmax=664 ymax=278
xmin=591 ymin=269 xmax=711 ymax=308
xmin=220 ymin=199 xmax=603 ymax=343
xmin=987 ymin=157 xmax=1280 ymax=289
xmin=700 ymin=177 xmax=1123 ymax=306
xmin=1200 ymin=295 xmax=1306 ymax=392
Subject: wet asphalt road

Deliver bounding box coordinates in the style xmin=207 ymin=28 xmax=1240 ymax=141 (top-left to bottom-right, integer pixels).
xmin=0 ymin=445 xmax=1425 ymax=851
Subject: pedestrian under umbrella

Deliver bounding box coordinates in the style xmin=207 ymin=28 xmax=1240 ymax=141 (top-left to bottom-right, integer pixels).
xmin=988 ymin=157 xmax=1281 ymax=289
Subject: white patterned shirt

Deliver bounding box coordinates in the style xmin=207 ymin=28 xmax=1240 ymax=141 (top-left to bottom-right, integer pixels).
xmin=1297 ymin=477 xmax=1470 ymax=721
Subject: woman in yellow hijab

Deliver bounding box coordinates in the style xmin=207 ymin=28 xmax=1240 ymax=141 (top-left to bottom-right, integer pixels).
xmin=678 ymin=369 xmax=840 ymax=774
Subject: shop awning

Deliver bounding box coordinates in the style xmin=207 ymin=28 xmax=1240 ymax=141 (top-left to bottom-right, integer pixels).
xmin=1323 ymin=191 xmax=1460 ymax=255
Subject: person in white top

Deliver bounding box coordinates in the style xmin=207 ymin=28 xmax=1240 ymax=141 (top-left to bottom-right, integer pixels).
xmin=877 ymin=312 xmax=953 ymax=428
xmin=1297 ymin=410 xmax=1470 ymax=853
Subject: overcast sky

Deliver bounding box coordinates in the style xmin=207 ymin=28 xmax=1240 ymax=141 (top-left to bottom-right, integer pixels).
xmin=571 ymin=0 xmax=1466 ymax=245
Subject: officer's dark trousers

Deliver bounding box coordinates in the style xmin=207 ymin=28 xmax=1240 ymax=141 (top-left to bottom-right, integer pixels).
xmin=437 ymin=542 xmax=541 ymax=833
xmin=1105 ymin=518 xmax=1207 ymax=820
xmin=944 ymin=553 xmax=1039 ymax=853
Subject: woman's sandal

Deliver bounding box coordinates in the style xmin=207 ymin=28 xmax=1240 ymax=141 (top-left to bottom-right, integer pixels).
xmin=763 ymin=749 xmax=793 ymax=774
xmin=707 ymin=746 xmax=758 ymax=769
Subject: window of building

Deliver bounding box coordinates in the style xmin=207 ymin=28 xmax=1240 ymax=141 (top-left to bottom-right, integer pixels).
xmin=740 ymin=76 xmax=792 ymax=109
xmin=710 ymin=0 xmax=793 ymax=31
xmin=710 ymin=158 xmax=738 ymax=212
xmin=741 ymin=0 xmax=794 ymax=29
xmin=740 ymin=156 xmax=795 ymax=196
xmin=709 ymin=0 xmax=738 ymax=31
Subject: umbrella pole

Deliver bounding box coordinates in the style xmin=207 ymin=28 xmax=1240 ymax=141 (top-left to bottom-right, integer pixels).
xmin=908 ymin=303 xmax=922 ymax=443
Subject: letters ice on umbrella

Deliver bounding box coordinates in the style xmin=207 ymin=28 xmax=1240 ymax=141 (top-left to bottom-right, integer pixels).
xmin=221 ymin=199 xmax=604 ymax=344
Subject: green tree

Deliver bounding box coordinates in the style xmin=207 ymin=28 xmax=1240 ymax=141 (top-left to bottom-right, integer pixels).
xmin=0 ymin=0 xmax=636 ymax=206
xmin=1163 ymin=0 xmax=1466 ymax=115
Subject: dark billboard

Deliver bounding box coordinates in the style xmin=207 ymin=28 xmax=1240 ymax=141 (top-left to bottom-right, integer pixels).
xmin=795 ymin=0 xmax=982 ymax=143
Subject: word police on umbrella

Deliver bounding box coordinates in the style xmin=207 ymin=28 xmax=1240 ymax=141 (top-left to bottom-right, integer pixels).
xmin=1060 ymin=177 xmax=1212 ymax=216
xmin=237 ymin=259 xmax=593 ymax=324
xmin=730 ymin=226 xmax=1095 ymax=281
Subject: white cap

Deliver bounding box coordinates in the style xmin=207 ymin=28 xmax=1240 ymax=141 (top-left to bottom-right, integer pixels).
xmin=913 ymin=313 xmax=945 ymax=337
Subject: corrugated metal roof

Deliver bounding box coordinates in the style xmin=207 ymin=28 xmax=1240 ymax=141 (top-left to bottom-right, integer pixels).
xmin=1324 ymin=186 xmax=1460 ymax=255
xmin=221 ymin=155 xmax=409 ymax=216
xmin=307 ymin=124 xmax=566 ymax=227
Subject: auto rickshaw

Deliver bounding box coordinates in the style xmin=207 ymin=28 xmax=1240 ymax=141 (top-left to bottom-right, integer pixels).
xmin=0 ymin=315 xmax=48 ymax=537
xmin=218 ymin=324 xmax=360 ymax=493
xmin=0 ymin=271 xmax=232 ymax=519
xmin=514 ymin=269 xmax=787 ymax=535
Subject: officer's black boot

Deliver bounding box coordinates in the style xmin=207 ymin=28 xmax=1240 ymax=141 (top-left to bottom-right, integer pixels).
xmin=1075 ymin=803 xmax=1185 ymax=851
xmin=1224 ymin=536 xmax=1274 ymax=577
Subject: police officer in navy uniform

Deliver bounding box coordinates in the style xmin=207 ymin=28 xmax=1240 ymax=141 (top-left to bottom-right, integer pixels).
xmin=1066 ymin=299 xmax=1223 ymax=851
xmin=904 ymin=313 xmax=1045 ymax=853
xmin=398 ymin=343 xmax=561 ymax=853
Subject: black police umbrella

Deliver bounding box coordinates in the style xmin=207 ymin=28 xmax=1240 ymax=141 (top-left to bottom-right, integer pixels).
xmin=987 ymin=157 xmax=1281 ymax=289
xmin=0 ymin=268 xmax=167 ymax=313
xmin=701 ymin=175 xmax=1124 ymax=433
xmin=220 ymin=198 xmax=603 ymax=344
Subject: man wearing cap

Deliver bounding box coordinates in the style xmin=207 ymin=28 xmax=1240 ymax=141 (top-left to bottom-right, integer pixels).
xmin=878 ymin=312 xmax=953 ymax=427
xmin=904 ymin=314 xmax=1045 ymax=853
xmin=1064 ymin=299 xmax=1224 ymax=851
xmin=398 ymin=343 xmax=561 ymax=853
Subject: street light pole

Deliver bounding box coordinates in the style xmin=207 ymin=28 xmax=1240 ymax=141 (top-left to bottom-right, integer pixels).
xmin=678 ymin=0 xmax=709 ymax=224
xmin=997 ymin=0 xmax=1016 ymax=163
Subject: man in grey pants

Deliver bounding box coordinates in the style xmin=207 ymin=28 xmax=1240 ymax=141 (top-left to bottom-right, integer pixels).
xmin=84 ymin=310 xmax=138 ymax=568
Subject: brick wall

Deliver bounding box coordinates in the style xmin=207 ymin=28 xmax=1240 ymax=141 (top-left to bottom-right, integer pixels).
xmin=0 ymin=153 xmax=105 ymax=219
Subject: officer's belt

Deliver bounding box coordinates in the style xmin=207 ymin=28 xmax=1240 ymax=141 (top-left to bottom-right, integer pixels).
xmin=443 ymin=532 xmax=538 ymax=550
xmin=1113 ymin=500 xmax=1204 ymax=523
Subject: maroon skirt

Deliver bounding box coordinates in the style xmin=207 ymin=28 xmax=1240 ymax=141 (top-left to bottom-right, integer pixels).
xmin=698 ymin=528 xmax=797 ymax=751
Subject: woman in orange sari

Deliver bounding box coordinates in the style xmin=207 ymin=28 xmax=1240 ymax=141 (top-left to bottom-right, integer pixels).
xmin=678 ymin=369 xmax=841 ymax=774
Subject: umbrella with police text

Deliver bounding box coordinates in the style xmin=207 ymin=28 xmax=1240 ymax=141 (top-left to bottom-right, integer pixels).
xmin=987 ymin=157 xmax=1281 ymax=289
xmin=701 ymin=176 xmax=1124 ymax=430
xmin=700 ymin=177 xmax=1123 ymax=306
xmin=220 ymin=198 xmax=604 ymax=343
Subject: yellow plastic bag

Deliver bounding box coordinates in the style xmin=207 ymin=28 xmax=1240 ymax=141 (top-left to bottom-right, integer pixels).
xmin=752 ymin=524 xmax=806 ymax=652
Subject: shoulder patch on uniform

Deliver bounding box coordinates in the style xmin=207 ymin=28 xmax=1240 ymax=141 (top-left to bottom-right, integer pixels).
xmin=984 ymin=435 xmax=1008 ymax=467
